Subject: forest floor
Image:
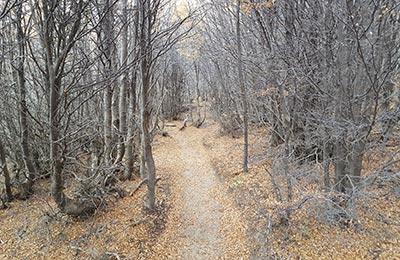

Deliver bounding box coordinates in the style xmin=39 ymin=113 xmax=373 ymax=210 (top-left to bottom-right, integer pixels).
xmin=0 ymin=119 xmax=249 ymax=260
xmin=149 ymin=120 xmax=249 ymax=259
xmin=0 ymin=116 xmax=399 ymax=259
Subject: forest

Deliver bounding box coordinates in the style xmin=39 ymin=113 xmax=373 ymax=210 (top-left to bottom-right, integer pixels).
xmin=0 ymin=0 xmax=399 ymax=259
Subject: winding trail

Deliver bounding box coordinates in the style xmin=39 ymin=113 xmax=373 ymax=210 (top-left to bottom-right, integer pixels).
xmin=151 ymin=121 xmax=249 ymax=260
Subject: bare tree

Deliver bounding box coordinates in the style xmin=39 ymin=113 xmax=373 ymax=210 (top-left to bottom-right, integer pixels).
xmin=138 ymin=0 xmax=157 ymax=209
xmin=15 ymin=0 xmax=36 ymax=196
xmin=36 ymin=0 xmax=99 ymax=214
xmin=200 ymin=0 xmax=399 ymax=210
xmin=236 ymin=0 xmax=249 ymax=173
xmin=100 ymin=0 xmax=115 ymax=165
xmin=116 ymin=0 xmax=129 ymax=163
xmin=124 ymin=0 xmax=140 ymax=180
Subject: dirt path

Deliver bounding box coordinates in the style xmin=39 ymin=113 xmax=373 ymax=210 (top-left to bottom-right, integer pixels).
xmin=177 ymin=127 xmax=223 ymax=259
xmin=151 ymin=121 xmax=249 ymax=260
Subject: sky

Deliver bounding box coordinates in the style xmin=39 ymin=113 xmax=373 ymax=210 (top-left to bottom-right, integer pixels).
xmin=175 ymin=0 xmax=200 ymax=16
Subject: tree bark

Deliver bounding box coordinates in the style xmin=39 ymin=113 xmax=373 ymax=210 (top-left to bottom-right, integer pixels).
xmin=49 ymin=66 xmax=64 ymax=208
xmin=139 ymin=0 xmax=156 ymax=210
xmin=323 ymin=137 xmax=331 ymax=191
xmin=16 ymin=0 xmax=35 ymax=195
xmin=116 ymin=0 xmax=129 ymax=164
xmin=102 ymin=0 xmax=114 ymax=165
xmin=124 ymin=0 xmax=139 ymax=180
xmin=40 ymin=0 xmax=85 ymax=211
xmin=0 ymin=138 xmax=13 ymax=201
xmin=236 ymin=0 xmax=249 ymax=173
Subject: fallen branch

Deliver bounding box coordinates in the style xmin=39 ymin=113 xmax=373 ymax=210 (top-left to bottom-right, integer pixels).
xmin=129 ymin=177 xmax=161 ymax=196
xmin=180 ymin=117 xmax=189 ymax=131
xmin=193 ymin=112 xmax=207 ymax=128
xmin=274 ymin=195 xmax=317 ymax=227
xmin=283 ymin=195 xmax=315 ymax=214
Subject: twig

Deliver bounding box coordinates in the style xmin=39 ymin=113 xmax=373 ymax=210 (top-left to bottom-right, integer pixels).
xmin=129 ymin=177 xmax=161 ymax=196
xmin=283 ymin=195 xmax=315 ymax=214
xmin=180 ymin=116 xmax=189 ymax=131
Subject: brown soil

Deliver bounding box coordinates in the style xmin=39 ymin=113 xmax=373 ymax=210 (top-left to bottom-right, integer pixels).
xmin=150 ymin=120 xmax=249 ymax=259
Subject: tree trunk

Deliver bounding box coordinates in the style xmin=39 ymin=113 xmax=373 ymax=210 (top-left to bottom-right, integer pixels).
xmin=323 ymin=137 xmax=331 ymax=191
xmin=333 ymin=87 xmax=348 ymax=193
xmin=40 ymin=0 xmax=87 ymax=213
xmin=102 ymin=0 xmax=113 ymax=165
xmin=0 ymin=138 xmax=13 ymax=201
xmin=124 ymin=70 xmax=137 ymax=180
xmin=236 ymin=0 xmax=249 ymax=173
xmin=49 ymin=68 xmax=65 ymax=208
xmin=117 ymin=0 xmax=129 ymax=164
xmin=139 ymin=0 xmax=156 ymax=210
xmin=39 ymin=0 xmax=65 ymax=209
xmin=110 ymin=3 xmax=119 ymax=155
xmin=16 ymin=0 xmax=35 ymax=196
xmin=104 ymin=83 xmax=112 ymax=164
xmin=124 ymin=0 xmax=139 ymax=180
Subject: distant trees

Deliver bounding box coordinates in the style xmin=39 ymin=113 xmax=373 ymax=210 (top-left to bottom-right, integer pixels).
xmin=161 ymin=50 xmax=186 ymax=120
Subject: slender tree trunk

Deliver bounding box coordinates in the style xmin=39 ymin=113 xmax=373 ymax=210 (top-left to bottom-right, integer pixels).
xmin=39 ymin=0 xmax=65 ymax=209
xmin=333 ymin=85 xmax=348 ymax=193
xmin=323 ymin=1 xmax=334 ymax=192
xmin=41 ymin=0 xmax=85 ymax=211
xmin=117 ymin=0 xmax=129 ymax=163
xmin=104 ymin=85 xmax=112 ymax=164
xmin=323 ymin=137 xmax=331 ymax=191
xmin=194 ymin=62 xmax=202 ymax=120
xmin=0 ymin=138 xmax=13 ymax=201
xmin=102 ymin=0 xmax=113 ymax=164
xmin=139 ymin=0 xmax=156 ymax=209
xmin=124 ymin=0 xmax=139 ymax=180
xmin=140 ymin=147 xmax=146 ymax=179
xmin=279 ymin=81 xmax=293 ymax=201
xmin=236 ymin=0 xmax=249 ymax=173
xmin=49 ymin=73 xmax=65 ymax=208
xmin=112 ymin=86 xmax=119 ymax=153
xmin=283 ymin=133 xmax=293 ymax=201
xmin=110 ymin=3 xmax=119 ymax=154
xmin=16 ymin=0 xmax=35 ymax=195
xmin=124 ymin=70 xmax=137 ymax=180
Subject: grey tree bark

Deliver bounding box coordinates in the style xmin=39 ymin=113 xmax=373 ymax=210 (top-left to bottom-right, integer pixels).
xmin=138 ymin=0 xmax=157 ymax=210
xmin=16 ymin=0 xmax=35 ymax=195
xmin=102 ymin=0 xmax=114 ymax=165
xmin=39 ymin=0 xmax=88 ymax=212
xmin=236 ymin=0 xmax=249 ymax=173
xmin=124 ymin=0 xmax=139 ymax=180
xmin=116 ymin=0 xmax=129 ymax=164
xmin=0 ymin=137 xmax=12 ymax=201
